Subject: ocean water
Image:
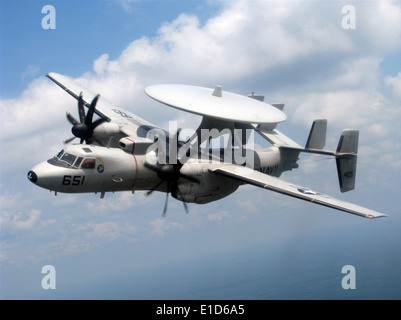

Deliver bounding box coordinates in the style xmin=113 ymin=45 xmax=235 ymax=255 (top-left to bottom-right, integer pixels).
xmin=52 ymin=237 xmax=400 ymax=300
xmin=3 ymin=212 xmax=399 ymax=300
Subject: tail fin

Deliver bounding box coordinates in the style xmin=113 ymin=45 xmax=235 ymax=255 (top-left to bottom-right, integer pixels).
xmin=305 ymin=119 xmax=327 ymax=150
xmin=336 ymin=129 xmax=359 ymax=193
xmin=254 ymin=120 xmax=359 ymax=193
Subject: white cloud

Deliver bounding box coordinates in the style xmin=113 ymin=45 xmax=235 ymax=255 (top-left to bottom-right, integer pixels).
xmin=21 ymin=64 xmax=40 ymax=84
xmin=236 ymin=199 xmax=259 ymax=214
xmin=357 ymin=0 xmax=401 ymax=52
xmin=3 ymin=209 xmax=41 ymax=230
xmin=0 ymin=77 xmax=70 ymax=140
xmin=291 ymin=89 xmax=385 ymax=128
xmin=385 ymin=72 xmax=401 ymax=99
xmin=0 ymin=193 xmax=41 ymax=232
xmin=3 ymin=0 xmax=400 ymax=138
xmin=115 ymin=0 xmax=138 ymax=14
xmin=149 ymin=218 xmax=183 ymax=236
xmin=0 ymin=1 xmax=400 ymax=292
xmin=208 ymin=210 xmax=229 ymax=221
xmin=87 ymin=221 xmax=120 ymax=236
xmin=0 ymin=1 xmax=399 ymax=193
xmin=149 ymin=218 xmax=165 ymax=236
xmin=86 ymin=221 xmax=137 ymax=240
xmin=84 ymin=191 xmax=152 ymax=212
xmin=1 ymin=0 xmax=400 ymax=256
xmin=0 ymin=0 xmax=399 ymax=212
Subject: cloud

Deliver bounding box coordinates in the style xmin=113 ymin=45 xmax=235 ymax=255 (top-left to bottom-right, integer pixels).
xmin=291 ymin=89 xmax=385 ymax=128
xmin=87 ymin=221 xmax=120 ymax=236
xmin=1 ymin=0 xmax=401 ymax=268
xmin=149 ymin=218 xmax=183 ymax=236
xmin=385 ymin=72 xmax=401 ymax=99
xmin=115 ymin=0 xmax=138 ymax=14
xmin=208 ymin=210 xmax=229 ymax=221
xmin=357 ymin=0 xmax=401 ymax=52
xmin=0 ymin=77 xmax=70 ymax=140
xmin=87 ymin=221 xmax=137 ymax=240
xmin=1 ymin=209 xmax=41 ymax=231
xmin=0 ymin=193 xmax=42 ymax=234
xmin=84 ymin=191 xmax=152 ymax=212
xmin=21 ymin=64 xmax=40 ymax=84
xmin=236 ymin=199 xmax=259 ymax=214
xmin=1 ymin=1 xmax=399 ymax=197
xmin=2 ymin=0 xmax=401 ymax=137
xmin=1 ymin=1 xmax=399 ymax=216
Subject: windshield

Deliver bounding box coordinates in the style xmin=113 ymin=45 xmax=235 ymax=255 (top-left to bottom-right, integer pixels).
xmin=48 ymin=150 xmax=82 ymax=169
xmin=60 ymin=153 xmax=76 ymax=166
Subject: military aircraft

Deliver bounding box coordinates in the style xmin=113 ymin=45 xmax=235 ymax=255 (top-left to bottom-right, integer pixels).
xmin=27 ymin=72 xmax=387 ymax=219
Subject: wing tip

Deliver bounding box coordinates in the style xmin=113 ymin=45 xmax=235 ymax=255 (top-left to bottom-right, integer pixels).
xmin=365 ymin=213 xmax=387 ymax=219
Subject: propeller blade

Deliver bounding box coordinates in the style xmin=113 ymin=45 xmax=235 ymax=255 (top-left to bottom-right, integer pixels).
xmin=85 ymin=94 xmax=100 ymax=125
xmin=66 ymin=92 xmax=105 ymax=145
xmin=162 ymin=182 xmax=171 ymax=217
xmin=89 ymin=135 xmax=103 ymax=146
xmin=144 ymin=127 xmax=197 ymax=216
xmin=176 ymin=184 xmax=189 ymax=214
xmin=144 ymin=161 xmax=159 ymax=172
xmin=175 ymin=130 xmax=199 ymax=170
xmin=168 ymin=128 xmax=181 ymax=166
xmin=182 ymin=200 xmax=189 ymax=214
xmin=146 ymin=180 xmax=164 ymax=196
xmin=66 ymin=111 xmax=78 ymax=125
xmin=154 ymin=134 xmax=167 ymax=165
xmin=63 ymin=136 xmax=76 ymax=144
xmin=90 ymin=118 xmax=107 ymax=132
xmin=78 ymin=92 xmax=86 ymax=123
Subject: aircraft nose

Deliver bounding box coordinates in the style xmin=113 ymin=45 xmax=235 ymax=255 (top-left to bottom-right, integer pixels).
xmin=27 ymin=170 xmax=38 ymax=184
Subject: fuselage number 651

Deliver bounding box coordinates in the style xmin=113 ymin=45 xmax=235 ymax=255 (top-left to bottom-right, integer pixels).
xmin=62 ymin=175 xmax=85 ymax=186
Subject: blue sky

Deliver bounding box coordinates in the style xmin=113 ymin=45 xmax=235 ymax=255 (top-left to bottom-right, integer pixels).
xmin=0 ymin=0 xmax=218 ymax=97
xmin=1 ymin=0 xmax=401 ymax=300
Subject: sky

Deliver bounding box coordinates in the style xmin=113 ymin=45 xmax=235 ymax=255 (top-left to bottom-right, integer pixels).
xmin=1 ymin=0 xmax=400 ymax=300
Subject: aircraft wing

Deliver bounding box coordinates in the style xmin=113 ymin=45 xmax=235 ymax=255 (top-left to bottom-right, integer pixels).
xmin=211 ymin=165 xmax=387 ymax=219
xmin=46 ymin=72 xmax=155 ymax=136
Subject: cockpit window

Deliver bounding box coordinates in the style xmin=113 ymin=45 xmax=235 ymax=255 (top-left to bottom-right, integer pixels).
xmin=48 ymin=150 xmax=79 ymax=169
xmin=60 ymin=153 xmax=76 ymax=166
xmin=81 ymin=158 xmax=96 ymax=169
xmin=74 ymin=157 xmax=84 ymax=168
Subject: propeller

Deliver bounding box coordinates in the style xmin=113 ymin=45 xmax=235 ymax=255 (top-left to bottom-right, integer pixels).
xmin=64 ymin=93 xmax=107 ymax=144
xmin=144 ymin=128 xmax=199 ymax=217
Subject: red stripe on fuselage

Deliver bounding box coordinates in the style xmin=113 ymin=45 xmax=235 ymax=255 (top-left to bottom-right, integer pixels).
xmin=126 ymin=137 xmax=139 ymax=187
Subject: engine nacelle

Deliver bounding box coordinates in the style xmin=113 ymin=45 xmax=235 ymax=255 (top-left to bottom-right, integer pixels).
xmin=173 ymin=167 xmax=240 ymax=204
xmin=93 ymin=122 xmax=120 ymax=137
xmin=118 ymin=136 xmax=154 ymax=155
xmin=93 ymin=122 xmax=122 ymax=147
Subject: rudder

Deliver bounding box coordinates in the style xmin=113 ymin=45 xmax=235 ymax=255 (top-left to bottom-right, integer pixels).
xmin=336 ymin=129 xmax=359 ymax=193
xmin=305 ymin=119 xmax=327 ymax=150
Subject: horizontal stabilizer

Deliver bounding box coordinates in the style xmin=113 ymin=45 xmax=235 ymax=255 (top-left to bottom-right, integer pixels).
xmin=254 ymin=120 xmax=360 ymax=193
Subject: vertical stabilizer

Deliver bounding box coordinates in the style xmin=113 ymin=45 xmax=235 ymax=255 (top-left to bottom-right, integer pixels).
xmin=305 ymin=119 xmax=327 ymax=150
xmin=336 ymin=129 xmax=359 ymax=193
